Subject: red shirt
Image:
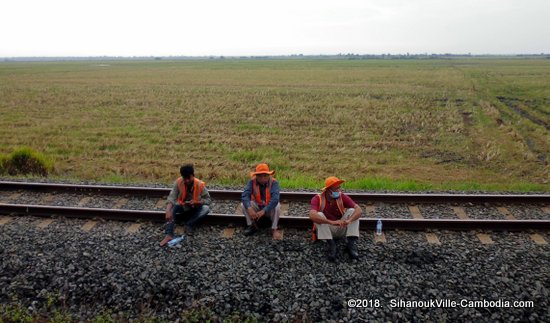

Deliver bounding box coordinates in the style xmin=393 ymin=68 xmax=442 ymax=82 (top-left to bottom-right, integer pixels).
xmin=310 ymin=193 xmax=357 ymax=221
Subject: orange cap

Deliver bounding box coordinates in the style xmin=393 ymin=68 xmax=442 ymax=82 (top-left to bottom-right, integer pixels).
xmin=250 ymin=163 xmax=275 ymax=177
xmin=322 ymin=176 xmax=345 ymax=191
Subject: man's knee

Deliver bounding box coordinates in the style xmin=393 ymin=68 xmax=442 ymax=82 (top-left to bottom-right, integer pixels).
xmin=199 ymin=205 xmax=210 ymax=216
xmin=270 ymin=203 xmax=281 ymax=217
xmin=172 ymin=204 xmax=183 ymax=215
xmin=345 ymin=208 xmax=355 ymax=215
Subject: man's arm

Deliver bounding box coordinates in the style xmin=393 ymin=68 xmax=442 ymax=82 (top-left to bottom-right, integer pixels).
xmin=241 ymin=180 xmax=253 ymax=209
xmin=165 ymin=203 xmax=174 ymax=221
xmin=199 ymin=187 xmax=211 ymax=206
xmin=165 ymin=182 xmax=179 ymax=220
xmin=309 ymin=209 xmax=337 ymax=225
xmin=263 ymin=180 xmax=280 ymax=213
xmin=308 ymin=195 xmax=333 ymax=224
xmin=345 ymin=204 xmax=363 ymax=224
xmin=167 ymin=181 xmax=179 ymax=206
xmin=342 ymin=195 xmax=362 ymax=224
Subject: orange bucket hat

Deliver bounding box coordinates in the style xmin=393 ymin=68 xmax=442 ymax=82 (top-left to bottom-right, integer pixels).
xmin=322 ymin=176 xmax=345 ymax=191
xmin=250 ymin=163 xmax=275 ymax=177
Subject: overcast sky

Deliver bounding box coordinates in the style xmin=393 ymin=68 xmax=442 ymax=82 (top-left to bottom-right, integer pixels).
xmin=1 ymin=0 xmax=549 ymax=57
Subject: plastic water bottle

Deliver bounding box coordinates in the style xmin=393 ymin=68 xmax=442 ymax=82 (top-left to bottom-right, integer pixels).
xmin=376 ymin=219 xmax=382 ymax=235
xmin=167 ymin=235 xmax=186 ymax=247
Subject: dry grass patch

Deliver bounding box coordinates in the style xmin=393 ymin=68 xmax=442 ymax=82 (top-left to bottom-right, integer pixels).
xmin=0 ymin=59 xmax=548 ymax=190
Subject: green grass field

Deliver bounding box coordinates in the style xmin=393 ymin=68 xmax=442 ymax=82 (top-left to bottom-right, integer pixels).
xmin=0 ymin=58 xmax=548 ymax=191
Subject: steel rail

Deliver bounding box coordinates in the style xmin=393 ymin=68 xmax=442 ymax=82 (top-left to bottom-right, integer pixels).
xmin=1 ymin=181 xmax=549 ymax=204
xmin=1 ymin=203 xmax=549 ymax=231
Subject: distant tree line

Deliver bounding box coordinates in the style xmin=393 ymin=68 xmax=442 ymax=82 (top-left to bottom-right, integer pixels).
xmin=3 ymin=53 xmax=549 ymax=62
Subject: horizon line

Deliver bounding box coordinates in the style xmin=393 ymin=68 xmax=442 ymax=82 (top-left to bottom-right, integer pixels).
xmin=2 ymin=53 xmax=549 ymax=61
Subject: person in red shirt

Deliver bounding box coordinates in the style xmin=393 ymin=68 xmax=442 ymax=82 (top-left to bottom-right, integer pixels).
xmin=309 ymin=176 xmax=363 ymax=262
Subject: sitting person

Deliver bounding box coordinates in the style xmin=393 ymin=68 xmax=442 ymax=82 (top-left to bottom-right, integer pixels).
xmin=241 ymin=163 xmax=282 ymax=240
xmin=309 ymin=176 xmax=362 ymax=261
xmin=160 ymin=164 xmax=211 ymax=246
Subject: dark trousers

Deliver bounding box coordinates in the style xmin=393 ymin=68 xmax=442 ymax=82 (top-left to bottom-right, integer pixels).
xmin=165 ymin=204 xmax=210 ymax=236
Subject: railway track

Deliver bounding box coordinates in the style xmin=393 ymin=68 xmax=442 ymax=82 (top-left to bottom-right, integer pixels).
xmin=1 ymin=180 xmax=549 ymax=203
xmin=1 ymin=180 xmax=549 ymax=232
xmin=1 ymin=182 xmax=549 ymax=321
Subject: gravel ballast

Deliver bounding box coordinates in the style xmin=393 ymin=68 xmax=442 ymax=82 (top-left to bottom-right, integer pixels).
xmin=0 ymin=216 xmax=548 ymax=322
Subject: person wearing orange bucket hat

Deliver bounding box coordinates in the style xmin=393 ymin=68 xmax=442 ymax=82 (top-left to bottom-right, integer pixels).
xmin=309 ymin=176 xmax=362 ymax=262
xmin=241 ymin=163 xmax=282 ymax=240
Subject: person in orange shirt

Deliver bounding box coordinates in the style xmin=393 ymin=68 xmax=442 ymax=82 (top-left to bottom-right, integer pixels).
xmin=309 ymin=176 xmax=362 ymax=262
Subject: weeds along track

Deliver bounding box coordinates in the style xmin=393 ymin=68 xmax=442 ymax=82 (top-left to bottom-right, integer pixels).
xmin=0 ymin=181 xmax=549 ymax=231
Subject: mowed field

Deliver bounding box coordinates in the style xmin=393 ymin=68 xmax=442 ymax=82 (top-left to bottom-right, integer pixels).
xmin=0 ymin=59 xmax=548 ymax=191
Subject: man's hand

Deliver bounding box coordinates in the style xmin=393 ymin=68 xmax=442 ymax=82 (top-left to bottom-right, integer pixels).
xmin=190 ymin=200 xmax=203 ymax=208
xmin=332 ymin=219 xmax=348 ymax=227
xmin=248 ymin=207 xmax=258 ymax=220
xmin=256 ymin=209 xmax=266 ymax=219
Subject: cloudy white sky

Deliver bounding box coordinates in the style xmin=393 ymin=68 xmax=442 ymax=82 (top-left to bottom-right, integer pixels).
xmin=1 ymin=0 xmax=549 ymax=57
